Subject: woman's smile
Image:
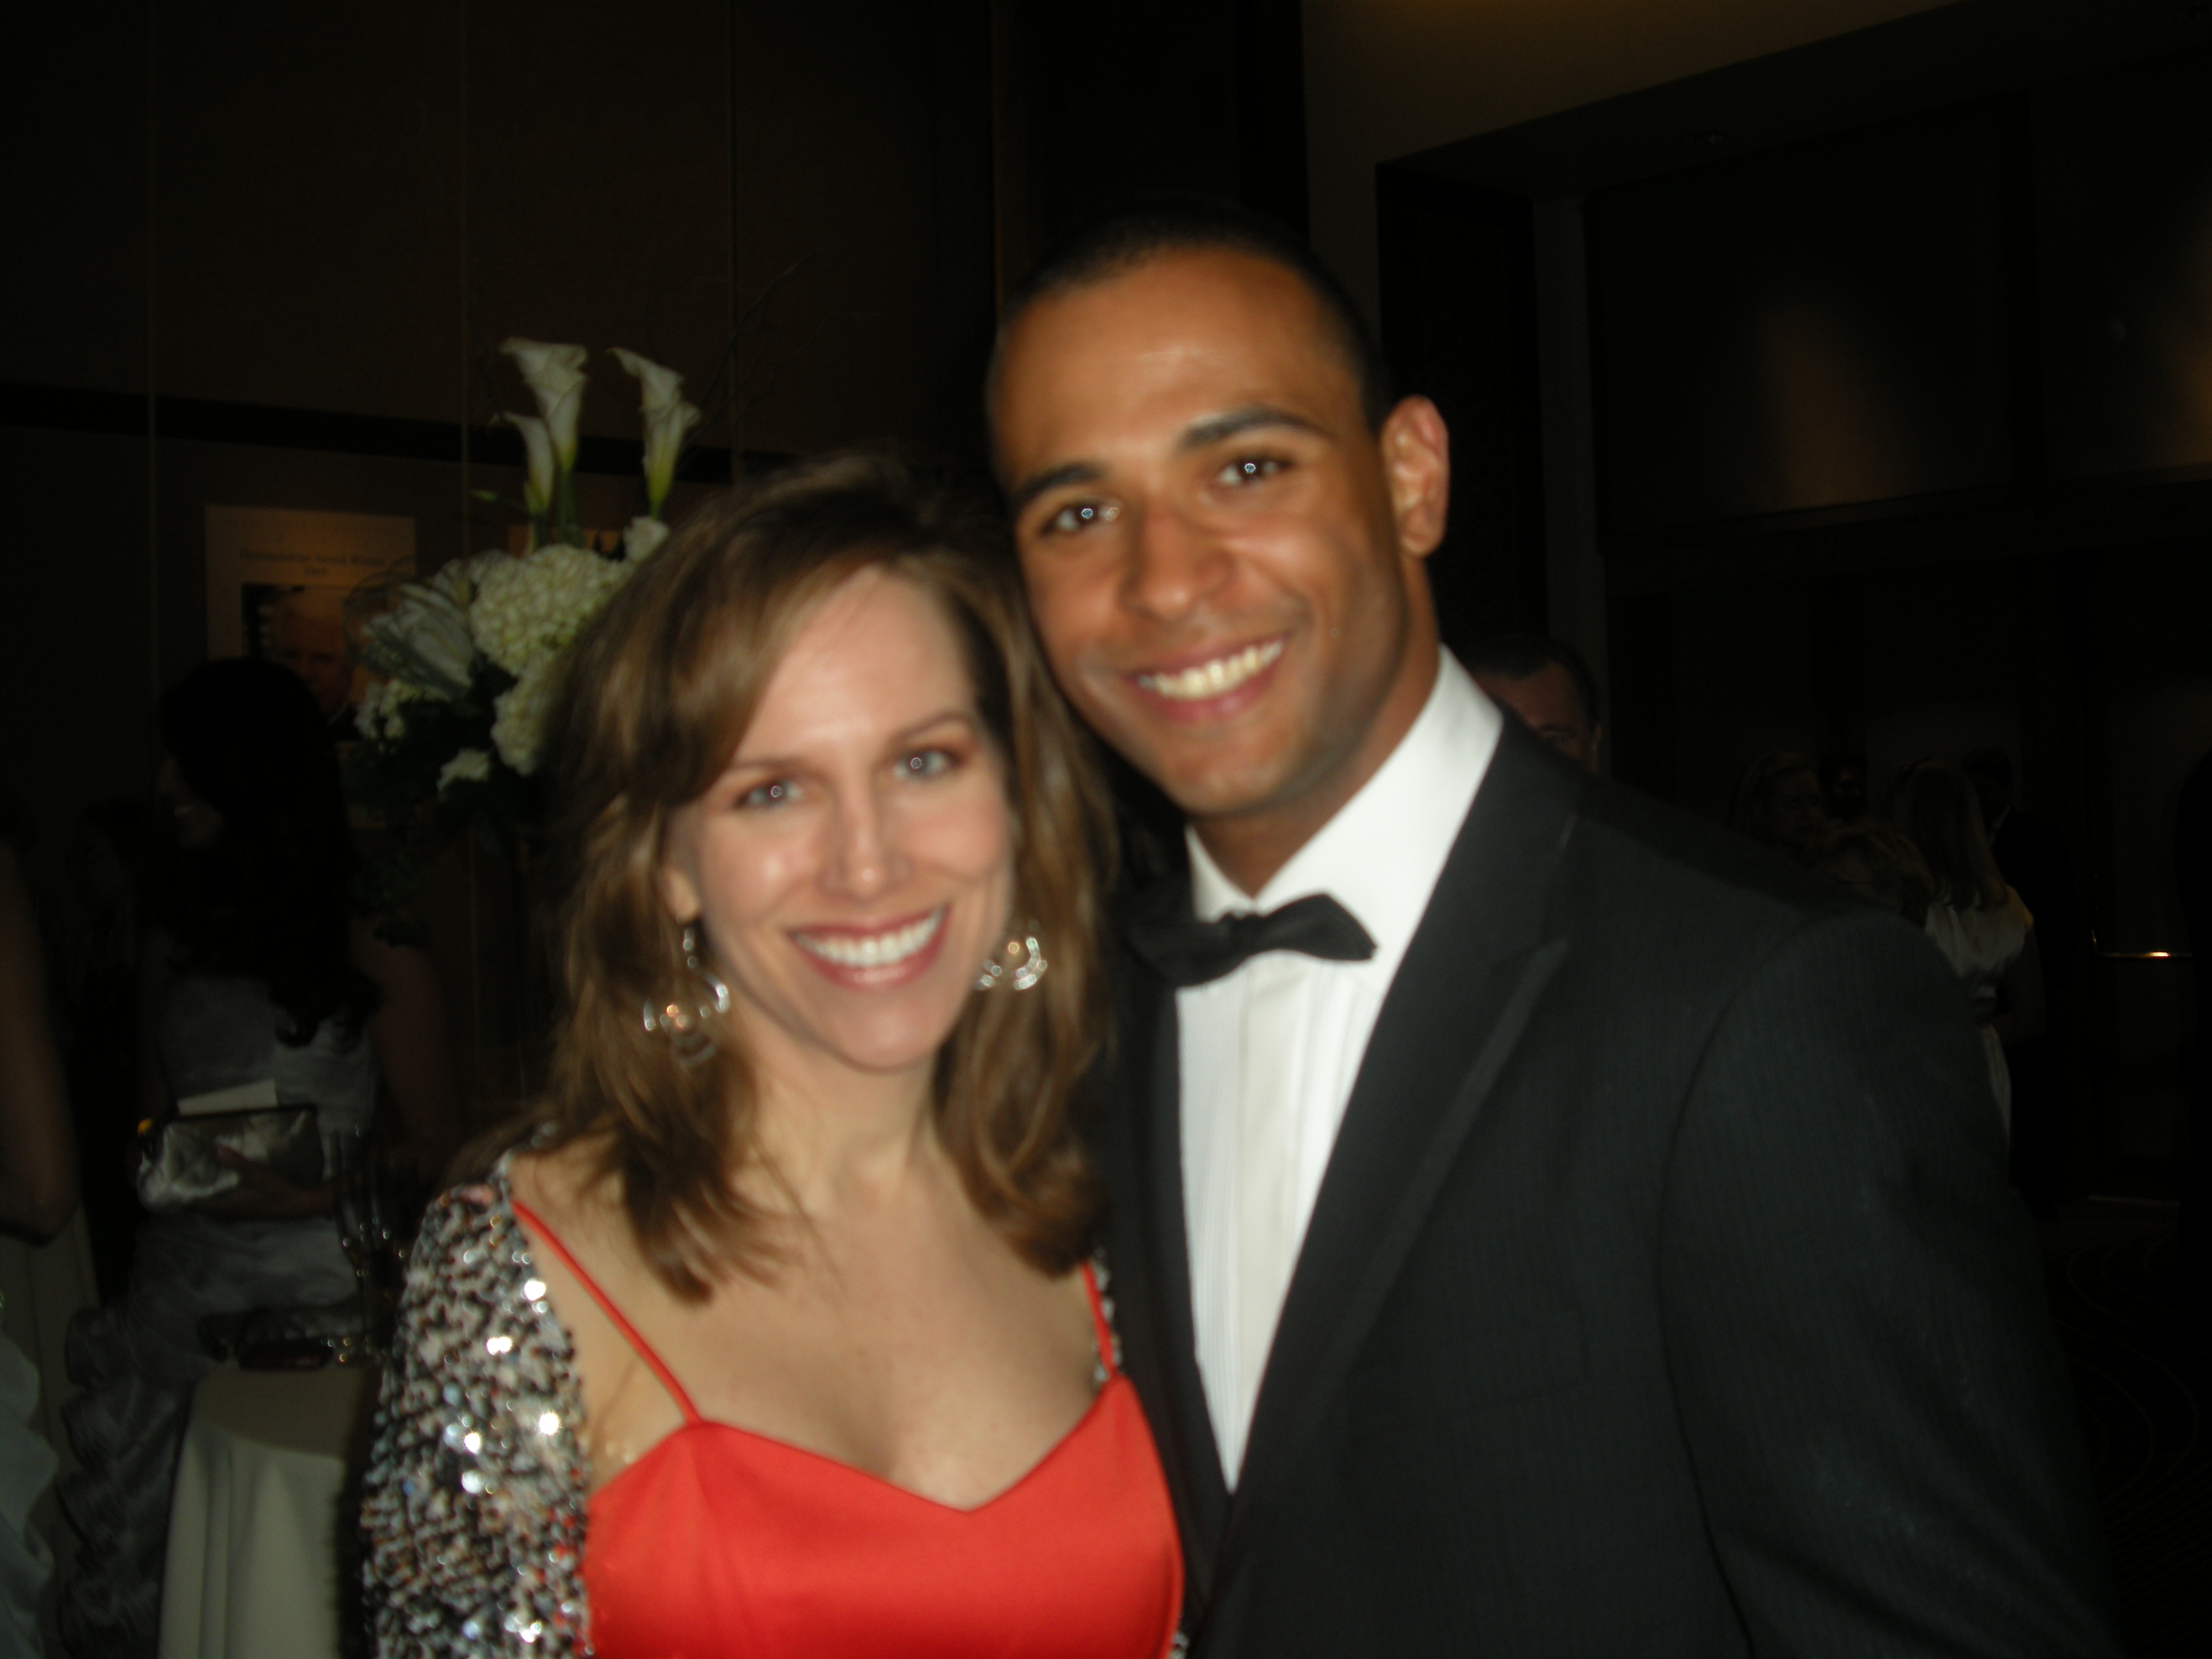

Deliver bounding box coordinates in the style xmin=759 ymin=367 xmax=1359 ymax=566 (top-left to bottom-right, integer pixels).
xmin=792 ymin=906 xmax=949 ymax=988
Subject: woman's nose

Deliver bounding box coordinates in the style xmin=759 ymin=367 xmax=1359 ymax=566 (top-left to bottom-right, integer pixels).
xmin=824 ymin=789 xmax=909 ymax=900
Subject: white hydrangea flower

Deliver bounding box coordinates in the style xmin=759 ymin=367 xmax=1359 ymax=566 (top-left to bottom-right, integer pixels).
xmin=357 ymin=676 xmax=431 ymax=742
xmin=437 ymin=748 xmax=493 ymax=794
xmin=622 ymin=515 xmax=669 ymax=561
xmin=469 ymin=545 xmax=627 ymax=679
xmin=491 ymin=659 xmax=559 ymax=775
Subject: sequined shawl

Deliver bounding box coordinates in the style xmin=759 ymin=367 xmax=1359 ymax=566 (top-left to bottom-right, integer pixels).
xmin=362 ymin=1160 xmax=593 ymax=1656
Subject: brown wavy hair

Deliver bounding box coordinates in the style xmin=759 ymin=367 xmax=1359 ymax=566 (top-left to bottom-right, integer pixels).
xmin=531 ymin=450 xmax=1113 ymax=1299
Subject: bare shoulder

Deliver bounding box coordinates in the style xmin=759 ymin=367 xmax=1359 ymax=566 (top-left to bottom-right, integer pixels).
xmin=509 ymin=1136 xmax=617 ymax=1239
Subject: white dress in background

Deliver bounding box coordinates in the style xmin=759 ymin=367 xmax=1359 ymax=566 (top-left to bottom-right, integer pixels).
xmin=0 ymin=1110 xmax=97 ymax=1657
xmin=0 ymin=1333 xmax=55 ymax=1659
xmin=58 ymin=974 xmax=375 ymax=1659
xmin=1923 ymin=886 xmax=2032 ymax=1136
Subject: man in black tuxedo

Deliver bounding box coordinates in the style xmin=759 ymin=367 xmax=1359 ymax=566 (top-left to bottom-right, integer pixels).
xmin=989 ymin=202 xmax=2120 ymax=1657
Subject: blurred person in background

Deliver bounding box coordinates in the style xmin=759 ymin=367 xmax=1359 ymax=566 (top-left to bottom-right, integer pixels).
xmin=1891 ymin=759 xmax=2042 ymax=1142
xmin=1808 ymin=819 xmax=1934 ymax=928
xmin=1465 ymin=634 xmax=1604 ymax=774
xmin=1728 ymin=750 xmax=1830 ymax=864
xmin=262 ymin=588 xmax=357 ymax=731
xmin=0 ymin=835 xmax=76 ymax=1658
xmin=1960 ymin=749 xmax=2083 ymax=1214
xmin=57 ymin=802 xmax=147 ymax=1303
xmin=59 ymin=660 xmax=460 ymax=1658
xmin=1819 ymin=751 xmax=1870 ymax=826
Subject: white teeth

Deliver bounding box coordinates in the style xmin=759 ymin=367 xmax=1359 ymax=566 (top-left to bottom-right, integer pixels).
xmin=796 ymin=909 xmax=944 ymax=969
xmin=1137 ymin=639 xmax=1284 ymax=701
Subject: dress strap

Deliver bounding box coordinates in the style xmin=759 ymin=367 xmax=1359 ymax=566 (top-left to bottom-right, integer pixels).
xmin=510 ymin=1195 xmax=701 ymax=1424
xmin=1079 ymin=1260 xmax=1119 ymax=1379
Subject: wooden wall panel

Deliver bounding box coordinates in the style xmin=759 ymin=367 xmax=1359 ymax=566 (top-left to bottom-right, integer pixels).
xmin=1376 ymin=167 xmax=1548 ymax=651
xmin=468 ymin=0 xmax=732 ymax=446
xmin=1589 ymin=102 xmax=2013 ymax=536
xmin=153 ymin=4 xmax=466 ymax=422
xmin=2035 ymin=47 xmax=2212 ymax=481
xmin=2 ymin=9 xmax=152 ymax=395
xmin=731 ymin=0 xmax=993 ymax=458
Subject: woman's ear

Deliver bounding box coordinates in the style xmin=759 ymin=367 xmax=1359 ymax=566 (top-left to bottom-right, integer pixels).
xmin=656 ymin=858 xmax=702 ymax=927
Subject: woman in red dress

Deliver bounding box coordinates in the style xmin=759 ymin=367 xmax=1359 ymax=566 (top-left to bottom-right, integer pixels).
xmin=363 ymin=451 xmax=1182 ymax=1658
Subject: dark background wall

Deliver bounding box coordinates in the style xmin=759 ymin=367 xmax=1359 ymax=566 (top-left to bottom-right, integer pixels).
xmin=1376 ymin=27 xmax=2212 ymax=1179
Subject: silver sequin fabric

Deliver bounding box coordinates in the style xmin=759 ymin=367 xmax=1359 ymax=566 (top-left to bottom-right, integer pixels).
xmin=361 ymin=1156 xmax=592 ymax=1656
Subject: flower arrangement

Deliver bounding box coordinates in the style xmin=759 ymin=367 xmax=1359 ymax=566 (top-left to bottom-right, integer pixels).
xmin=345 ymin=339 xmax=699 ymax=910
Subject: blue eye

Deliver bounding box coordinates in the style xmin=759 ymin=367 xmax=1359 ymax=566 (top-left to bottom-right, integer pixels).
xmin=740 ymin=780 xmax=794 ymax=809
xmin=902 ymin=749 xmax=953 ymax=779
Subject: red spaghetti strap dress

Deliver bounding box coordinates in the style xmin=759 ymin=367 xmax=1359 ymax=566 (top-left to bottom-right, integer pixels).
xmin=512 ymin=1201 xmax=1184 ymax=1659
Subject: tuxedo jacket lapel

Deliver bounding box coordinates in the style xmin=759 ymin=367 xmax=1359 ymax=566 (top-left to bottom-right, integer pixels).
xmin=1212 ymin=724 xmax=1582 ymax=1587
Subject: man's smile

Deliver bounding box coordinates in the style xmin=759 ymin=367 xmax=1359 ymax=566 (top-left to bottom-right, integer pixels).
xmin=1131 ymin=637 xmax=1286 ymax=703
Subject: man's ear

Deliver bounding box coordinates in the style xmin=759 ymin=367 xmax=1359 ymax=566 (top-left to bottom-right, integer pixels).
xmin=1380 ymin=395 xmax=1450 ymax=560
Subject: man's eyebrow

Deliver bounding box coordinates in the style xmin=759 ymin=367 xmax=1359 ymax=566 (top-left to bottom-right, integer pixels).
xmin=1178 ymin=406 xmax=1327 ymax=451
xmin=1006 ymin=460 xmax=1102 ymax=518
xmin=1006 ymin=408 xmax=1327 ymax=518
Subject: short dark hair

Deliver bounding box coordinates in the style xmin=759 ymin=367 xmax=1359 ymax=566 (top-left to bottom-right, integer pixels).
xmin=993 ymin=195 xmax=1396 ymax=432
xmin=1463 ymin=633 xmax=1603 ymax=729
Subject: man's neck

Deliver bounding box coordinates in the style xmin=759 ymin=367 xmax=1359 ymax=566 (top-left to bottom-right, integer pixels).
xmin=1192 ymin=646 xmax=1439 ymax=897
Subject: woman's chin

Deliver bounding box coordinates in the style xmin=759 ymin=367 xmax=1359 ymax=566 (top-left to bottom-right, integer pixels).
xmin=759 ymin=996 xmax=973 ymax=1083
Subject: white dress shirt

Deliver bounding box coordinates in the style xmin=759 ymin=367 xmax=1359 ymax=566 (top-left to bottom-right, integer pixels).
xmin=1179 ymin=650 xmax=1500 ymax=1483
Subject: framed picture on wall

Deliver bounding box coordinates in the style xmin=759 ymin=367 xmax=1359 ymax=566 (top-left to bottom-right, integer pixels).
xmin=205 ymin=506 xmax=416 ymax=735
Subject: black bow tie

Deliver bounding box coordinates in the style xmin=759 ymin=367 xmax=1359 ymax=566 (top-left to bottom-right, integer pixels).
xmin=1126 ymin=893 xmax=1376 ymax=989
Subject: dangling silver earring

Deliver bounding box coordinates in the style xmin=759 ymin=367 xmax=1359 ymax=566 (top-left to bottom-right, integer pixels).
xmin=975 ymin=925 xmax=1047 ymax=992
xmin=642 ymin=924 xmax=731 ymax=1066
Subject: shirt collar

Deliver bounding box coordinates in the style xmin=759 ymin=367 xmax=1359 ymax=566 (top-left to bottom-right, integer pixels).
xmin=1186 ymin=650 xmax=1500 ymax=969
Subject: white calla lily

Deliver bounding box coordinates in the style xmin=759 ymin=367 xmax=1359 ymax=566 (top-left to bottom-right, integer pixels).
xmin=501 ymin=413 xmax=557 ymax=526
xmin=610 ymin=348 xmax=684 ymax=415
xmin=622 ymin=516 xmax=670 ymax=561
xmin=612 ymin=348 xmax=702 ymax=518
xmin=501 ymin=338 xmax=588 ymax=468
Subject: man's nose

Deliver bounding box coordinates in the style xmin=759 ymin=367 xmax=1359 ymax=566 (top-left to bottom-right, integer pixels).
xmin=1119 ymin=503 xmax=1230 ymax=622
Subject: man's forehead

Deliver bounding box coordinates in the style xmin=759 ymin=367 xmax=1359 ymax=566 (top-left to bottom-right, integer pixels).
xmin=992 ymin=248 xmax=1355 ymax=463
xmin=1006 ymin=247 xmax=1324 ymax=366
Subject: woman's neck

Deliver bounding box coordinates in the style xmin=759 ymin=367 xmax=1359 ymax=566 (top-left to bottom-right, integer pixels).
xmin=747 ymin=1057 xmax=944 ymax=1223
